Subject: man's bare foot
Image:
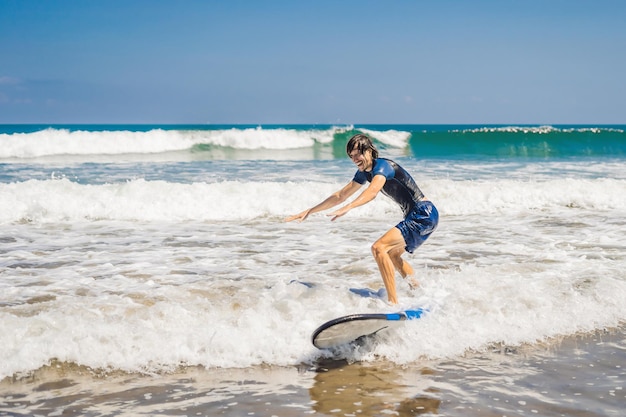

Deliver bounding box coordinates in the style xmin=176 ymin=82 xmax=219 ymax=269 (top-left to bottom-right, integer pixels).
xmin=406 ymin=275 xmax=419 ymax=290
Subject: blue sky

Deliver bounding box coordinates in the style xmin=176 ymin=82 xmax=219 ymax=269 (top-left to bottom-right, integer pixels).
xmin=1 ymin=0 xmax=625 ymax=124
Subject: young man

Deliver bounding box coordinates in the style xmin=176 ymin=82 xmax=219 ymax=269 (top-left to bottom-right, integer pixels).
xmin=285 ymin=134 xmax=438 ymax=304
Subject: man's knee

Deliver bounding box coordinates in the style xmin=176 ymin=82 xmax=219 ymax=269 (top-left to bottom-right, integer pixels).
xmin=371 ymin=240 xmax=383 ymax=258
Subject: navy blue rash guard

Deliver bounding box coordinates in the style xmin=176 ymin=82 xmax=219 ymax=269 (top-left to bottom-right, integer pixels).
xmin=352 ymin=158 xmax=425 ymax=217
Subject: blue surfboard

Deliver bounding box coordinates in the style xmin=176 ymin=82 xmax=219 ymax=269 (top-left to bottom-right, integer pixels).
xmin=311 ymin=308 xmax=425 ymax=349
xmin=349 ymin=287 xmax=387 ymax=299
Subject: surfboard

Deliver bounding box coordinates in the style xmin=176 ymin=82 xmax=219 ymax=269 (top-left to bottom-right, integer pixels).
xmin=311 ymin=309 xmax=425 ymax=349
xmin=349 ymin=287 xmax=387 ymax=299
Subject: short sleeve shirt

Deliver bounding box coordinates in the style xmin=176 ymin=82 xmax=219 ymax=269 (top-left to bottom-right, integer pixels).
xmin=352 ymin=158 xmax=424 ymax=217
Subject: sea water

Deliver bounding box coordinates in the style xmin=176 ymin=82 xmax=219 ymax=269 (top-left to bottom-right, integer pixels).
xmin=1 ymin=124 xmax=625 ymax=382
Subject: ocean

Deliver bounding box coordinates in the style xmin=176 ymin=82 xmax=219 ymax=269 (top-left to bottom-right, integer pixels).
xmin=1 ymin=124 xmax=625 ymax=416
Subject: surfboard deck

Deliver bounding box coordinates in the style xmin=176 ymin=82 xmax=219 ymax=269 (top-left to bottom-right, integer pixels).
xmin=311 ymin=309 xmax=425 ymax=349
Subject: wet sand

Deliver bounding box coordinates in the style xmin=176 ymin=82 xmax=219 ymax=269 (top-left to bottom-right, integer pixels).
xmin=2 ymin=326 xmax=624 ymax=417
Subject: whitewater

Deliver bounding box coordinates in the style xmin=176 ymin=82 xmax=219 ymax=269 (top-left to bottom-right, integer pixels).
xmin=1 ymin=125 xmax=625 ymax=382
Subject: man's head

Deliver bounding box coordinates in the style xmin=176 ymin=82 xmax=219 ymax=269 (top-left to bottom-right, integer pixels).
xmin=347 ymin=134 xmax=378 ymax=171
xmin=346 ymin=134 xmax=379 ymax=159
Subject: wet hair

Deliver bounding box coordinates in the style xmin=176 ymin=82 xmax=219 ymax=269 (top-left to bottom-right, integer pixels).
xmin=346 ymin=134 xmax=379 ymax=159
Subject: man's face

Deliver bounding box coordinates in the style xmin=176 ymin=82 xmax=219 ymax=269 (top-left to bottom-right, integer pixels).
xmin=349 ymin=148 xmax=373 ymax=172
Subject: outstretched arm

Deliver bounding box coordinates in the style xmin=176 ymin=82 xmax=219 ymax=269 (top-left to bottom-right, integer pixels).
xmin=285 ymin=180 xmax=362 ymax=222
xmin=328 ymin=174 xmax=386 ymax=221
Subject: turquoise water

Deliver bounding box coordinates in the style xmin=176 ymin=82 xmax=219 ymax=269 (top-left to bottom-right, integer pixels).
xmin=2 ymin=124 xmax=625 ymax=160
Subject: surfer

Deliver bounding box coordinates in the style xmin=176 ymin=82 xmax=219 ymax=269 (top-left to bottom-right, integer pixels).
xmin=285 ymin=134 xmax=438 ymax=304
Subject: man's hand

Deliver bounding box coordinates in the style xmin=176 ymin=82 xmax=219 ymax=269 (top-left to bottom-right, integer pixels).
xmin=327 ymin=206 xmax=350 ymax=221
xmin=285 ymin=209 xmax=311 ymax=223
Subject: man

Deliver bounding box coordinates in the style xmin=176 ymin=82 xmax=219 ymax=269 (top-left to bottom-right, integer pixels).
xmin=285 ymin=134 xmax=438 ymax=304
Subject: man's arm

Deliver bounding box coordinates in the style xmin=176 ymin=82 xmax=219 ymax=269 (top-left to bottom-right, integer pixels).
xmin=285 ymin=180 xmax=362 ymax=222
xmin=328 ymin=174 xmax=386 ymax=221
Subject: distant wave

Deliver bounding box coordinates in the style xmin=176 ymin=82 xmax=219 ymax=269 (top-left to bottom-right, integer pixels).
xmin=0 ymin=126 xmax=411 ymax=160
xmin=0 ymin=125 xmax=624 ymax=161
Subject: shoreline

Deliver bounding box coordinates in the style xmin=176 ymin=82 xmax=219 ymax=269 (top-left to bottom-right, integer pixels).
xmin=2 ymin=326 xmax=624 ymax=416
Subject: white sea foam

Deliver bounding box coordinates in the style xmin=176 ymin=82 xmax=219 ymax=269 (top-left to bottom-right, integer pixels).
xmin=0 ymin=128 xmax=196 ymax=158
xmin=1 ymin=177 xmax=624 ymax=224
xmin=360 ymin=128 xmax=411 ymax=147
xmin=1 ymin=200 xmax=625 ymax=378
xmin=456 ymin=125 xmax=625 ymax=134
xmin=0 ymin=126 xmax=409 ymax=161
xmin=1 ymin=156 xmax=625 ymax=380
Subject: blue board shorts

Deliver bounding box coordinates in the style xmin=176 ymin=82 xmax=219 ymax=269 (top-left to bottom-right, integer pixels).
xmin=395 ymin=200 xmax=439 ymax=253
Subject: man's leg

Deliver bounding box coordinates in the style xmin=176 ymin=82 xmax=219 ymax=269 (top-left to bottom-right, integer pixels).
xmin=389 ymin=247 xmax=419 ymax=289
xmin=389 ymin=247 xmax=413 ymax=278
xmin=371 ymin=227 xmax=406 ymax=304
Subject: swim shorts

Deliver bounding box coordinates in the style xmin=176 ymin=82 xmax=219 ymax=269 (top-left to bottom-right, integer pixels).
xmin=395 ymin=200 xmax=439 ymax=253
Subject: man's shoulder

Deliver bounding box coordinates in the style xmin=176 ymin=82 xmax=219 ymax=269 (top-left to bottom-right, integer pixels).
xmin=352 ymin=169 xmax=368 ymax=184
xmin=372 ymin=158 xmax=395 ymax=178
